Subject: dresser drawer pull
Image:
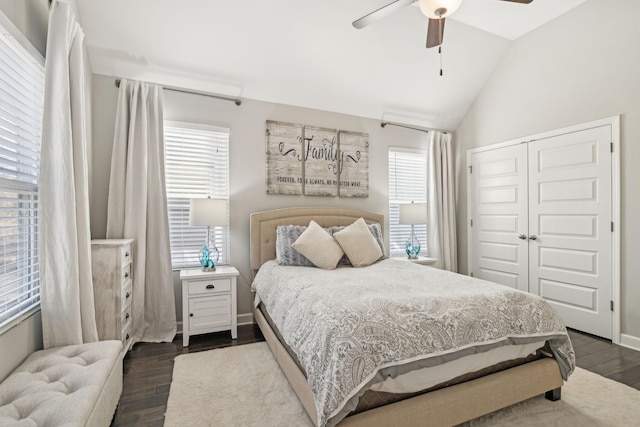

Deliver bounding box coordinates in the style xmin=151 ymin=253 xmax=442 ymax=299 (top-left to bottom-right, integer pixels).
xmin=206 ymin=284 xmax=215 ymax=290
xmin=125 ymin=313 xmax=130 ymax=320
xmin=126 ymin=292 xmax=130 ymax=298
xmin=190 ymin=313 xmax=193 ymax=317
xmin=126 ymin=334 xmax=130 ymax=340
xmin=125 ymin=272 xmax=129 ymax=278
xmin=125 ymin=252 xmax=130 ymax=257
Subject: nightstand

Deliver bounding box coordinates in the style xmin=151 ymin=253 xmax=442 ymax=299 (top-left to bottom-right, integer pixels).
xmin=391 ymin=256 xmax=438 ymax=266
xmin=180 ymin=266 xmax=239 ymax=347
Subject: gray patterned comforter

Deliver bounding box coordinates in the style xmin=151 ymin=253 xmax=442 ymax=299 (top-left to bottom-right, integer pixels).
xmin=252 ymin=259 xmax=575 ymax=427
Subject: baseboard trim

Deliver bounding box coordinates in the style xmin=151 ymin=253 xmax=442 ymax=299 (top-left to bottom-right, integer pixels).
xmin=237 ymin=312 xmax=254 ymax=326
xmin=620 ymin=334 xmax=640 ymax=352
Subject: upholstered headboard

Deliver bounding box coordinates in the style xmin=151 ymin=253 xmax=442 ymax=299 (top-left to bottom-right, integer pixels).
xmin=249 ymin=207 xmax=384 ymax=273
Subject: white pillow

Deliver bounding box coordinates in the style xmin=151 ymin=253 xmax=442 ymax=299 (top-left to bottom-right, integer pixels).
xmin=334 ymin=218 xmax=383 ymax=267
xmin=291 ymin=220 xmax=344 ymax=270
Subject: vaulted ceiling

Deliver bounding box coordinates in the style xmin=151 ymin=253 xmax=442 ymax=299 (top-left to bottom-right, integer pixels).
xmin=76 ymin=0 xmax=587 ymax=130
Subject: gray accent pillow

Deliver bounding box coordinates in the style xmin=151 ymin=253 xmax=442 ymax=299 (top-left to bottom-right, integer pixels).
xmin=276 ymin=222 xmax=387 ymax=267
xmin=276 ymin=225 xmax=314 ymax=267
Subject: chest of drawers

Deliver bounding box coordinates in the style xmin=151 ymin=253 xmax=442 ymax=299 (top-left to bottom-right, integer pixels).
xmin=91 ymin=239 xmax=134 ymax=356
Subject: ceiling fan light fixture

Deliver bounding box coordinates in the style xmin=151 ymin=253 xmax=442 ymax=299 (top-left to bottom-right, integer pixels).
xmin=418 ymin=0 xmax=462 ymax=19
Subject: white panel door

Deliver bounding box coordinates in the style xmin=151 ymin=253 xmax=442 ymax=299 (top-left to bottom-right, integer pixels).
xmin=470 ymin=144 xmax=529 ymax=291
xmin=528 ymin=125 xmax=612 ymax=338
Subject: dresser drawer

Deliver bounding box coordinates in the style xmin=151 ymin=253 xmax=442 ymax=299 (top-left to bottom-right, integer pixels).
xmin=121 ymin=244 xmax=132 ymax=266
xmin=121 ymin=280 xmax=132 ymax=309
xmin=188 ymin=278 xmax=231 ymax=295
xmin=188 ymin=295 xmax=231 ymax=330
xmin=122 ymin=263 xmax=132 ymax=283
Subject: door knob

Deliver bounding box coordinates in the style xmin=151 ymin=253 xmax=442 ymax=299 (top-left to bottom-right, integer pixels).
xmin=518 ymin=233 xmax=527 ymax=240
xmin=529 ymin=234 xmax=538 ymax=240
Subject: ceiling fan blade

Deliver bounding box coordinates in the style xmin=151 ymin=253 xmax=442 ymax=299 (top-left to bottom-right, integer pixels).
xmin=352 ymin=0 xmax=416 ymax=29
xmin=500 ymin=0 xmax=534 ymax=3
xmin=426 ymin=18 xmax=445 ymax=48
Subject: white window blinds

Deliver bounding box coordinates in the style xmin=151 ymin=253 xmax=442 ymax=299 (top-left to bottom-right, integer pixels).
xmin=164 ymin=122 xmax=230 ymax=269
xmin=0 ymin=18 xmax=44 ymax=333
xmin=388 ymin=148 xmax=427 ymax=258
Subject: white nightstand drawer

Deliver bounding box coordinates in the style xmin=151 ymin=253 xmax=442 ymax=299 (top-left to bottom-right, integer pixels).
xmin=189 ymin=295 xmax=231 ymax=330
xmin=188 ymin=278 xmax=231 ymax=295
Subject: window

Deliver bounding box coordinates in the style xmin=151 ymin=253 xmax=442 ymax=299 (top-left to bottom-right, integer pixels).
xmin=0 ymin=17 xmax=44 ymax=332
xmin=164 ymin=121 xmax=230 ymax=269
xmin=388 ymin=148 xmax=427 ymax=258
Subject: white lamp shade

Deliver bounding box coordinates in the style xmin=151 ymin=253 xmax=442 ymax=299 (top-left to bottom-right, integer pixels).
xmin=189 ymin=198 xmax=227 ymax=226
xmin=418 ymin=0 xmax=462 ymax=19
xmin=399 ymin=202 xmax=427 ymax=225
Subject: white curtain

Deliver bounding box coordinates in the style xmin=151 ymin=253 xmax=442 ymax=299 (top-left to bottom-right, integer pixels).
xmin=427 ymin=131 xmax=458 ymax=272
xmin=106 ymin=79 xmax=176 ymax=344
xmin=39 ymin=0 xmax=98 ymax=348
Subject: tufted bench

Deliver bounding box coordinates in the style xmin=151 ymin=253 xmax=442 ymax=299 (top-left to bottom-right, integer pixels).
xmin=0 ymin=340 xmax=123 ymax=426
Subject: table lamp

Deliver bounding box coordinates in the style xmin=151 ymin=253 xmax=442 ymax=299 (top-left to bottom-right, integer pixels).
xmin=399 ymin=202 xmax=427 ymax=259
xmin=189 ymin=197 xmax=227 ymax=271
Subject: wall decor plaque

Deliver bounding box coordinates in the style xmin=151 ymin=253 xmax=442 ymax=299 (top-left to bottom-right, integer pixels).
xmin=265 ymin=121 xmax=303 ymax=195
xmin=338 ymin=131 xmax=369 ymax=198
xmin=303 ymin=126 xmax=338 ymax=197
xmin=265 ymin=121 xmax=369 ymax=198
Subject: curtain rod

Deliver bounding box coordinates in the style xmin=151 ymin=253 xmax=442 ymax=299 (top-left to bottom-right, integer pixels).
xmin=115 ymin=79 xmax=242 ymax=106
xmin=380 ymin=121 xmax=447 ymax=134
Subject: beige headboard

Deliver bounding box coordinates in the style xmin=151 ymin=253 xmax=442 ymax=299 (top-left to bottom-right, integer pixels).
xmin=250 ymin=207 xmax=384 ymax=273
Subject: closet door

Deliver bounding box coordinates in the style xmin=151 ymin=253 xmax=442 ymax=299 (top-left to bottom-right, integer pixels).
xmin=470 ymin=144 xmax=529 ymax=291
xmin=527 ymin=125 xmax=612 ymax=339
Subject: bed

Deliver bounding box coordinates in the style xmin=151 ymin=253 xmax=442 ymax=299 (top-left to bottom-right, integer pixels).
xmin=250 ymin=207 xmax=574 ymax=427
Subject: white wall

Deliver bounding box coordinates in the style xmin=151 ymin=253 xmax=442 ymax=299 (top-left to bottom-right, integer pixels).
xmin=90 ymin=74 xmax=430 ymax=326
xmin=456 ymin=0 xmax=640 ymax=340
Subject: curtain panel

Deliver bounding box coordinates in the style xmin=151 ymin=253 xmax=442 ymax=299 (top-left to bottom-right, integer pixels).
xmin=427 ymin=131 xmax=458 ymax=272
xmin=106 ymin=79 xmax=176 ymax=344
xmin=39 ymin=0 xmax=98 ymax=348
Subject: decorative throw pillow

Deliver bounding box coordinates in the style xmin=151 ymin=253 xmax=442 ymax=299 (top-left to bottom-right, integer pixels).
xmin=291 ymin=220 xmax=344 ymax=270
xmin=275 ymin=225 xmax=314 ymax=267
xmin=327 ymin=223 xmax=386 ymax=256
xmin=333 ymin=218 xmax=384 ymax=267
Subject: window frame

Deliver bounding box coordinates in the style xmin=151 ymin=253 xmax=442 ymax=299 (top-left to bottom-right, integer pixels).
xmin=388 ymin=147 xmax=428 ymax=258
xmin=0 ymin=11 xmax=45 ymax=335
xmin=164 ymin=120 xmax=231 ymax=270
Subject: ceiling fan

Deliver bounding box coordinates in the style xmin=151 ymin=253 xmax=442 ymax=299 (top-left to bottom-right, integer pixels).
xmin=353 ymin=0 xmax=534 ymax=49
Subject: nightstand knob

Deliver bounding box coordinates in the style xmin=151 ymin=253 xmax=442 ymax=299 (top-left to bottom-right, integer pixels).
xmin=206 ymin=284 xmax=215 ymax=290
xmin=190 ymin=313 xmax=194 ymax=317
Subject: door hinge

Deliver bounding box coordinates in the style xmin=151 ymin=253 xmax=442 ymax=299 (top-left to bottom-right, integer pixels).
xmin=610 ymin=142 xmax=614 ymax=153
xmin=468 ymin=165 xmax=472 ymax=174
xmin=611 ymin=222 xmax=614 ymax=232
xmin=610 ymin=300 xmax=614 ymax=311
xmin=470 ymin=219 xmax=473 ymax=227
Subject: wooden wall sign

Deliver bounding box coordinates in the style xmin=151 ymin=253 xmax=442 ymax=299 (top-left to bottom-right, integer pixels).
xmin=265 ymin=121 xmax=303 ymax=195
xmin=265 ymin=121 xmax=369 ymax=197
xmin=338 ymin=131 xmax=369 ymax=198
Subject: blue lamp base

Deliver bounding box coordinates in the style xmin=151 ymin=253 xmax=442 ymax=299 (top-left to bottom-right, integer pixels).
xmin=199 ymin=244 xmax=219 ymax=271
xmin=405 ymin=226 xmax=421 ymax=259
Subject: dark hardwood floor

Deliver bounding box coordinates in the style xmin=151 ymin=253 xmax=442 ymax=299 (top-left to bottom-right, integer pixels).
xmin=110 ymin=326 xmax=640 ymax=426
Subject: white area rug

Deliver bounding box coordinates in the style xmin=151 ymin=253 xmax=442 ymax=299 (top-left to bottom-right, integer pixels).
xmin=164 ymin=342 xmax=640 ymax=427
